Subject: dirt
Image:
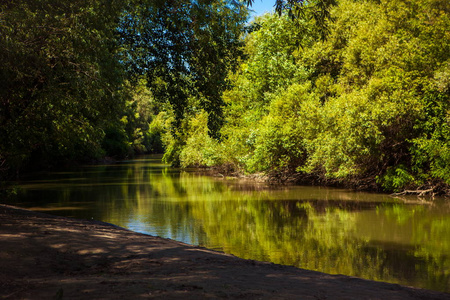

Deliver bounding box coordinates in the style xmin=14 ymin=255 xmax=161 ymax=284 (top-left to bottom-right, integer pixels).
xmin=1 ymin=204 xmax=449 ymax=300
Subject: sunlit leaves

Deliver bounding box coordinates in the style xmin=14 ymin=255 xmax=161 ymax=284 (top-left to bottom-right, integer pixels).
xmin=247 ymin=0 xmax=336 ymax=39
xmin=195 ymin=0 xmax=450 ymax=192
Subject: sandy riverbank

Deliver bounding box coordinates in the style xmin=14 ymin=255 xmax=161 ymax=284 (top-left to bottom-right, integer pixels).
xmin=1 ymin=204 xmax=448 ymax=299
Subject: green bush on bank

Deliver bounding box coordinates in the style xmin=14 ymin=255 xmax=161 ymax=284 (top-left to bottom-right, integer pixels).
xmin=172 ymin=0 xmax=450 ymax=193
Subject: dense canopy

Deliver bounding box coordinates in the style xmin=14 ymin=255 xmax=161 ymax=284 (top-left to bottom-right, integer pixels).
xmin=169 ymin=0 xmax=450 ymax=194
xmin=1 ymin=0 xmax=450 ymax=195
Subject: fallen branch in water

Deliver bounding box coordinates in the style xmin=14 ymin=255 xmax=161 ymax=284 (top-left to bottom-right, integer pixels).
xmin=391 ymin=188 xmax=434 ymax=197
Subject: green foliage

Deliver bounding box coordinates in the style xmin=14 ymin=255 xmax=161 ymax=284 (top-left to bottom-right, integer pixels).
xmin=102 ymin=125 xmax=131 ymax=158
xmin=0 ymin=0 xmax=250 ymax=177
xmin=122 ymin=79 xmax=162 ymax=154
xmin=118 ymin=0 xmax=249 ymax=139
xmin=378 ymin=165 xmax=416 ymax=192
xmin=146 ymin=112 xmax=166 ymax=154
xmin=0 ymin=0 xmax=127 ymax=175
xmin=411 ymin=91 xmax=450 ymax=184
xmin=2 ymin=0 xmax=450 ymax=194
xmin=215 ymin=14 xmax=312 ymax=172
xmin=183 ymin=0 xmax=450 ymax=193
xmin=162 ymin=132 xmax=184 ymax=168
xmin=247 ymin=83 xmax=311 ymax=174
xmin=247 ymin=0 xmax=336 ymax=39
xmin=179 ymin=111 xmax=223 ymax=168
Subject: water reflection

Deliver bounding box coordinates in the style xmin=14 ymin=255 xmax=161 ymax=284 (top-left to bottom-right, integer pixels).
xmin=5 ymin=156 xmax=450 ymax=292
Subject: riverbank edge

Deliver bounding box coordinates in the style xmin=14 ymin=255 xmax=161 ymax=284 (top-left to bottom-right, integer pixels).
xmin=1 ymin=204 xmax=449 ymax=299
xmin=198 ymin=163 xmax=450 ymax=199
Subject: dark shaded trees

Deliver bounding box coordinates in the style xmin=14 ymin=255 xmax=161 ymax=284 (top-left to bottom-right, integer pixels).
xmin=0 ymin=0 xmax=127 ymax=177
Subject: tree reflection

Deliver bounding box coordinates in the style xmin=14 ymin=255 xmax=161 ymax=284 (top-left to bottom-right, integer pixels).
xmin=8 ymin=157 xmax=450 ymax=292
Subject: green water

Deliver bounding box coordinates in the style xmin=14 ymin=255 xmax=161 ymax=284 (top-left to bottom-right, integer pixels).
xmin=4 ymin=156 xmax=450 ymax=292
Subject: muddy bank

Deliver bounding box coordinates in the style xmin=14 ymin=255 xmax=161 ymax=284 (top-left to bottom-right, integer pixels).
xmin=0 ymin=204 xmax=448 ymax=299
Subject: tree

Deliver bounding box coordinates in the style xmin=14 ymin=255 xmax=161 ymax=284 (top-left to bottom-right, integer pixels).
xmin=247 ymin=0 xmax=336 ymax=38
xmin=178 ymin=0 xmax=450 ymax=194
xmin=0 ymin=0 xmax=127 ymax=177
xmin=118 ymin=0 xmax=249 ymax=139
xmin=0 ymin=0 xmax=336 ymax=178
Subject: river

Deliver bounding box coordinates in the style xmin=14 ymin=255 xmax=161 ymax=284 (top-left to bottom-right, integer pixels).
xmin=4 ymin=155 xmax=450 ymax=292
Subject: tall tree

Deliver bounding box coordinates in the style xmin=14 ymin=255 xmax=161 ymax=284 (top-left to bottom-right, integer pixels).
xmin=0 ymin=0 xmax=127 ymax=176
xmin=118 ymin=0 xmax=249 ymax=138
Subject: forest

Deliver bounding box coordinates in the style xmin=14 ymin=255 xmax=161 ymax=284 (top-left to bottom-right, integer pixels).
xmin=1 ymin=0 xmax=450 ymax=195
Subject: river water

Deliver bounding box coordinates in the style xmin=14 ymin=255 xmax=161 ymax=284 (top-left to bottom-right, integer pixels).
xmin=4 ymin=156 xmax=450 ymax=292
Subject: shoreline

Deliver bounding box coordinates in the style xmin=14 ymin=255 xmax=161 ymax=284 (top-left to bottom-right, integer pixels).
xmin=1 ymin=204 xmax=449 ymax=299
xmin=198 ymin=165 xmax=450 ymax=199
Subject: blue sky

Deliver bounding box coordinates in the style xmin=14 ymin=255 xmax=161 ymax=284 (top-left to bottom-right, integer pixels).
xmin=248 ymin=1 xmax=275 ymax=17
